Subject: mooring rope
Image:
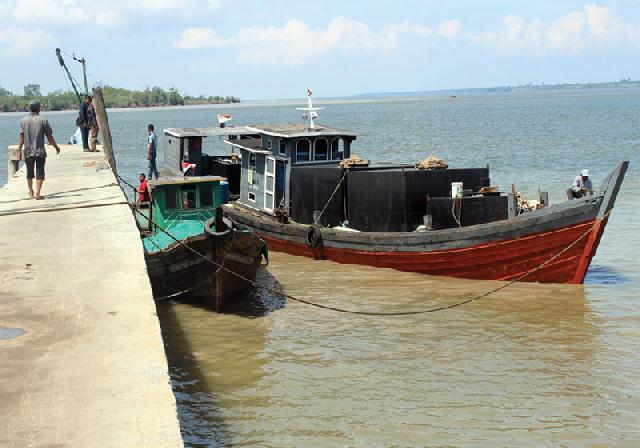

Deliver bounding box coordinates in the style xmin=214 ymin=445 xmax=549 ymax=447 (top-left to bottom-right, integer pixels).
xmin=313 ymin=170 xmax=348 ymax=225
xmin=125 ymin=192 xmax=607 ymax=315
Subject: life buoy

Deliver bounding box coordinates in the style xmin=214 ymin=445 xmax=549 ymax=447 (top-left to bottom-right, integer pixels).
xmin=306 ymin=225 xmax=322 ymax=248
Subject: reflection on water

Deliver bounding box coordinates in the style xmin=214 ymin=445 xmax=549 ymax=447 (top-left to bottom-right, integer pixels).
xmin=585 ymin=264 xmax=631 ymax=285
xmin=158 ymin=252 xmax=639 ymax=447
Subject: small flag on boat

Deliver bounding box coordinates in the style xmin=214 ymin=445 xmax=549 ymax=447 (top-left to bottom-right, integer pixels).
xmin=182 ymin=161 xmax=196 ymax=174
xmin=307 ymin=88 xmax=312 ymax=97
xmin=217 ymin=113 xmax=232 ymax=124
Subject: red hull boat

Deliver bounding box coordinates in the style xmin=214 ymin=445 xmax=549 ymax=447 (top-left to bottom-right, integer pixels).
xmin=224 ymin=162 xmax=627 ymax=284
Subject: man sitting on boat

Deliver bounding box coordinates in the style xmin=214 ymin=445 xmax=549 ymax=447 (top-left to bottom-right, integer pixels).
xmin=567 ymin=169 xmax=594 ymax=200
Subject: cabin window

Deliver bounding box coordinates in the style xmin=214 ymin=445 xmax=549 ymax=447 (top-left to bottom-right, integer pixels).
xmin=279 ymin=140 xmax=286 ymax=155
xmin=164 ymin=188 xmax=178 ymax=210
xmin=199 ymin=186 xmax=213 ymax=208
xmin=314 ymin=138 xmax=328 ymax=161
xmin=249 ymin=153 xmax=256 ymax=170
xmin=248 ymin=192 xmax=256 ymax=202
xmin=182 ymin=187 xmax=196 ymax=210
xmin=296 ymin=139 xmax=310 ymax=162
xmin=331 ymin=138 xmax=344 ymax=160
xmin=267 ymin=139 xmax=272 ymax=150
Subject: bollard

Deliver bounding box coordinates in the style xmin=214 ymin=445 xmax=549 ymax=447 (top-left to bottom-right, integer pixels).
xmin=7 ymin=145 xmax=20 ymax=177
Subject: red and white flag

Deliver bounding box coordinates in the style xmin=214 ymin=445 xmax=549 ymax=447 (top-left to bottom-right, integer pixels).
xmin=182 ymin=161 xmax=196 ymax=174
xmin=217 ymin=113 xmax=232 ymax=124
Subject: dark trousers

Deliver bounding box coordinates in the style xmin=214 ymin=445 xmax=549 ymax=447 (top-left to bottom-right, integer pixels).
xmin=566 ymin=188 xmax=584 ymax=200
xmin=148 ymin=158 xmax=159 ymax=179
xmin=25 ymin=156 xmax=46 ymax=180
xmin=81 ymin=127 xmax=90 ymax=149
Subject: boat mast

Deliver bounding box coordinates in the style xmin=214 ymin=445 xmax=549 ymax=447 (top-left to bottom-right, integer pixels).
xmin=296 ymin=88 xmax=325 ymax=131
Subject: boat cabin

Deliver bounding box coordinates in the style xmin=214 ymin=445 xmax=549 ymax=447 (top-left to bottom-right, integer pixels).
xmin=162 ymin=126 xmax=259 ymax=197
xmin=143 ymin=176 xmax=226 ymax=251
xmin=227 ymin=121 xmax=510 ymax=232
xmin=228 ymin=124 xmax=357 ymax=214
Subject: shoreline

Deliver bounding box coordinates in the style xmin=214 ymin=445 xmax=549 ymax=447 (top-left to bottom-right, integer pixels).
xmin=3 ymin=85 xmax=640 ymax=116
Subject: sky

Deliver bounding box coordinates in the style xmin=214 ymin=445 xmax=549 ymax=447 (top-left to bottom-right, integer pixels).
xmin=0 ymin=0 xmax=639 ymax=99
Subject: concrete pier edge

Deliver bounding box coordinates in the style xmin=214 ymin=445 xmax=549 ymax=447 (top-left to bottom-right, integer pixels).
xmin=0 ymin=145 xmax=184 ymax=447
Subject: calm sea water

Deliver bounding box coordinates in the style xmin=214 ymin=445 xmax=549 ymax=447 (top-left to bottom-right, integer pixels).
xmin=1 ymin=90 xmax=639 ymax=446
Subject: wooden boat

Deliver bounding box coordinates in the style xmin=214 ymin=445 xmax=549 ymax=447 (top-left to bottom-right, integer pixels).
xmin=224 ymin=161 xmax=626 ymax=284
xmin=217 ymin=92 xmax=628 ymax=284
xmin=139 ymin=176 xmax=265 ymax=310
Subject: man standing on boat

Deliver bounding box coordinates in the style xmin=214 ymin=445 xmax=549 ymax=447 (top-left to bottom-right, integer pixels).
xmin=17 ymin=100 xmax=61 ymax=200
xmin=567 ymin=169 xmax=594 ymax=200
xmin=147 ymin=124 xmax=159 ymax=179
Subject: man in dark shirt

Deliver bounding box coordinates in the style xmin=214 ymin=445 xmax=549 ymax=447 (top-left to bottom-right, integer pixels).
xmin=78 ymin=95 xmax=92 ymax=152
xmin=18 ymin=101 xmax=61 ymax=199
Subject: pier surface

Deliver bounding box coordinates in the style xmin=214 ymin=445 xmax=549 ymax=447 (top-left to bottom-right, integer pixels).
xmin=0 ymin=146 xmax=183 ymax=447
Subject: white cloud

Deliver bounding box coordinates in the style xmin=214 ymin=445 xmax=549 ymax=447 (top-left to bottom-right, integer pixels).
xmin=383 ymin=21 xmax=432 ymax=51
xmin=469 ymin=5 xmax=640 ymax=54
xmin=5 ymin=0 xmax=220 ymax=28
xmin=12 ymin=0 xmax=95 ymax=26
xmin=174 ymin=17 xmax=459 ymax=66
xmin=0 ymin=27 xmax=53 ymax=54
xmin=175 ymin=27 xmax=233 ymax=49
xmin=436 ymin=20 xmax=462 ymax=39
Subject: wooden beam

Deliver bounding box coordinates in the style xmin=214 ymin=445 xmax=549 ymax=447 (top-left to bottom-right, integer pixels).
xmin=91 ymin=87 xmax=117 ymax=177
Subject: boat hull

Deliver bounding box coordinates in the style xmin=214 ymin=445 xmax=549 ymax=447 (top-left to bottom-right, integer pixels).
xmin=144 ymin=228 xmax=265 ymax=310
xmin=257 ymin=218 xmax=605 ymax=284
xmin=224 ymin=162 xmax=627 ymax=285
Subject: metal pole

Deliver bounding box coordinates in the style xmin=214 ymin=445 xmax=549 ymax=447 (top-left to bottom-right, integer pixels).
xmin=91 ymin=87 xmax=117 ymax=177
xmin=55 ymin=48 xmax=83 ymax=104
xmin=80 ymin=58 xmax=89 ymax=95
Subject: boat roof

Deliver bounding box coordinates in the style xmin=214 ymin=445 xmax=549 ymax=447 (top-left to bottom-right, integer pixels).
xmin=245 ymin=124 xmax=358 ymax=138
xmin=163 ymin=126 xmax=257 ymax=138
xmin=149 ymin=176 xmax=226 ymax=189
xmin=224 ymin=137 xmax=271 ymax=154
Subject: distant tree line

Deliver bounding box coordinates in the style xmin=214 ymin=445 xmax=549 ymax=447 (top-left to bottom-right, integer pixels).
xmin=0 ymin=84 xmax=240 ymax=112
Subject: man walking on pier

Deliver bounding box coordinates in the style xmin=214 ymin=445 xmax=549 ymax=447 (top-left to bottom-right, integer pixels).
xmin=147 ymin=124 xmax=159 ymax=179
xmin=17 ymin=100 xmax=61 ymax=200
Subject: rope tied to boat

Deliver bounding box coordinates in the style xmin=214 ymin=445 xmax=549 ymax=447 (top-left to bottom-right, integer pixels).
xmin=313 ymin=169 xmax=348 ymax=225
xmin=124 ymin=191 xmax=610 ymax=316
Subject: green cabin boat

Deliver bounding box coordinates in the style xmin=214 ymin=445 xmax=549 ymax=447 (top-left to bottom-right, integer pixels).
xmin=141 ymin=176 xmax=265 ymax=310
xmin=143 ymin=176 xmax=225 ymax=252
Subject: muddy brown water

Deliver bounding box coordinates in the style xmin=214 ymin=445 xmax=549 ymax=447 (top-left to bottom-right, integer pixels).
xmin=158 ymin=251 xmax=639 ymax=447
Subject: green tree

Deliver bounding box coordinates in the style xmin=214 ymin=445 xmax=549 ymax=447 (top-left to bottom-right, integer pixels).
xmin=150 ymin=86 xmax=167 ymax=105
xmin=0 ymin=86 xmax=14 ymax=97
xmin=168 ymin=87 xmax=183 ymax=105
xmin=23 ymin=84 xmax=41 ymax=98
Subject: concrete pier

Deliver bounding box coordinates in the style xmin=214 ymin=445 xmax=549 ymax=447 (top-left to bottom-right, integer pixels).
xmin=0 ymin=146 xmax=183 ymax=447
